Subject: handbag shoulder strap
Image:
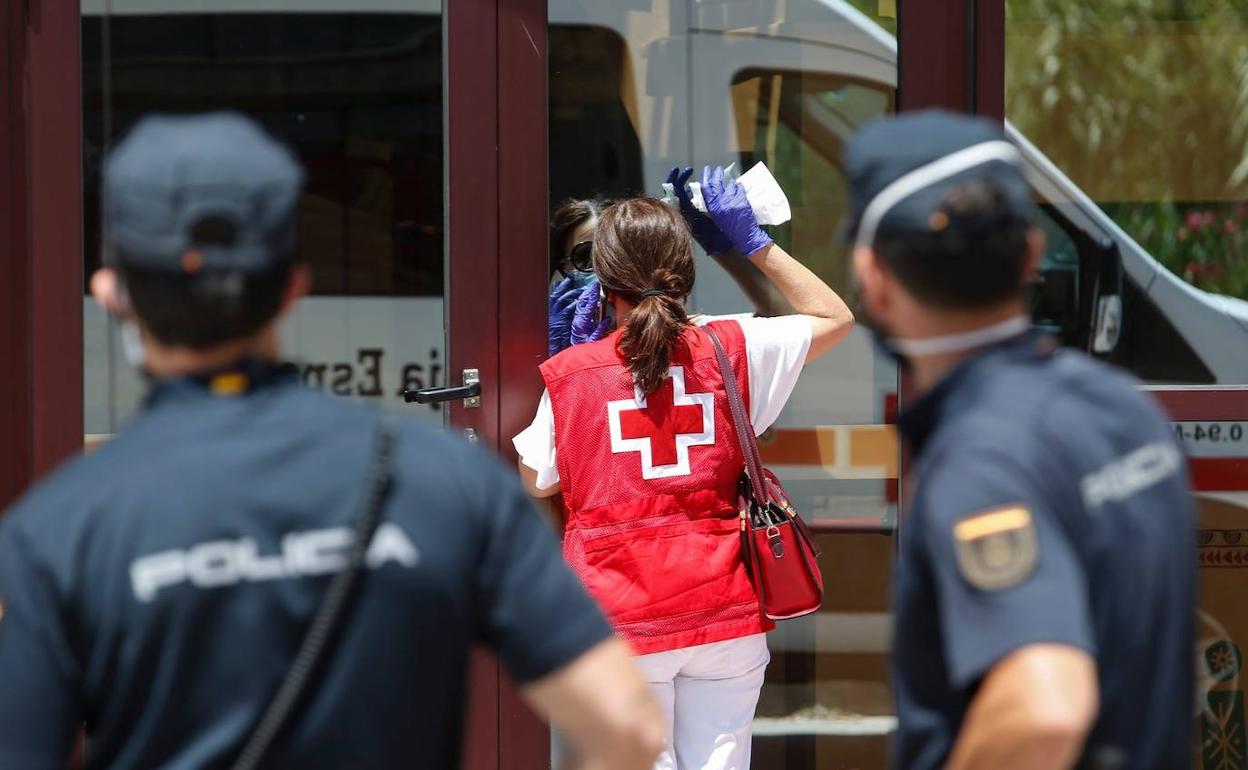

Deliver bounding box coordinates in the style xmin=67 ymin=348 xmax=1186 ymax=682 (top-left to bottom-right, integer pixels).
xmin=705 ymin=325 xmax=767 ymax=503
xmin=230 ymin=417 xmax=397 ymax=770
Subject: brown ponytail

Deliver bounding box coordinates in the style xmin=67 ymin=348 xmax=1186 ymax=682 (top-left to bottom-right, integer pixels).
xmin=592 ymin=198 xmax=696 ymax=394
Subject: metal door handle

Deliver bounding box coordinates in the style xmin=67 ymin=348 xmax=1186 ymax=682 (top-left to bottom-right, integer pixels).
xmin=404 ymin=383 xmax=480 ymax=404
xmin=403 ymin=368 xmax=481 ymax=407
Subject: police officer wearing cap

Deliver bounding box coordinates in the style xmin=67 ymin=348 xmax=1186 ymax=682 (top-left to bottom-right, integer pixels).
xmin=845 ymin=111 xmax=1196 ymax=770
xmin=0 ymin=113 xmax=665 ymax=770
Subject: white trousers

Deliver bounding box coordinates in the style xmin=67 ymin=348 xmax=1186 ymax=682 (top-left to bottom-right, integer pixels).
xmin=633 ymin=634 xmax=770 ymax=770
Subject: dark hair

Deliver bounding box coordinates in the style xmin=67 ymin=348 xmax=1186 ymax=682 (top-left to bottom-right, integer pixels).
xmin=116 ymin=217 xmax=294 ymax=349
xmin=119 ymin=262 xmax=292 ymax=350
xmin=873 ymin=179 xmax=1032 ymax=309
xmin=593 ymin=198 xmax=695 ymax=394
xmin=550 ymin=198 xmax=605 ymax=273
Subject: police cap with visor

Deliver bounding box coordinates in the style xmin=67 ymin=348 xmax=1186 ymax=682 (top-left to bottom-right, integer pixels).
xmin=843 ymin=110 xmax=1033 ymax=251
xmin=103 ymin=112 xmax=304 ymax=274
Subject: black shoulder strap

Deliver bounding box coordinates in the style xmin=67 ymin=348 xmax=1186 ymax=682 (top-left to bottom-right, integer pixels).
xmin=230 ymin=418 xmax=397 ymax=770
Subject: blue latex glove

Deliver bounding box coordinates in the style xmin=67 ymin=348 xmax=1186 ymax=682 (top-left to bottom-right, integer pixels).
xmin=570 ymin=279 xmax=613 ymax=345
xmin=702 ymin=165 xmax=773 ymax=257
xmin=548 ymin=277 xmax=581 ymax=357
xmin=665 ymin=166 xmax=733 ymax=256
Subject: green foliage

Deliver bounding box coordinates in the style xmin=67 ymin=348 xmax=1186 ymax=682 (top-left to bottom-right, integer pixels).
xmin=1108 ymin=201 xmax=1248 ymax=298
xmin=1006 ymin=0 xmax=1248 ymax=297
xmin=842 ymin=0 xmax=898 ymax=35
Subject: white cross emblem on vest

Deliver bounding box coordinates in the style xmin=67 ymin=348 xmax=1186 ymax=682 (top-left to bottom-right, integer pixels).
xmin=607 ymin=366 xmax=715 ymax=480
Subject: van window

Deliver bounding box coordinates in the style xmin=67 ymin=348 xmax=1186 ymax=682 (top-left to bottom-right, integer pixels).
xmin=732 ymin=70 xmax=895 ymax=292
xmin=1029 ymin=197 xmax=1216 ymax=384
xmin=1109 ymin=279 xmax=1216 ymax=384
xmin=549 ymin=25 xmax=643 ymax=206
xmin=1007 ymin=1 xmax=1248 ymax=385
xmin=1030 ymin=205 xmax=1081 ymax=340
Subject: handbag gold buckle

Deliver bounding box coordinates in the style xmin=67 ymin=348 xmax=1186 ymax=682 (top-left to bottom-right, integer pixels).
xmin=766 ymin=525 xmax=784 ymax=558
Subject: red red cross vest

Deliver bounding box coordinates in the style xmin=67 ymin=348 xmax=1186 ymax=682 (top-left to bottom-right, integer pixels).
xmin=539 ymin=319 xmax=772 ymax=655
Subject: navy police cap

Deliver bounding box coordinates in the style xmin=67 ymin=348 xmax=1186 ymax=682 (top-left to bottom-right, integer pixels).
xmin=103 ymin=112 xmax=305 ymax=273
xmin=843 ymin=110 xmax=1033 ymax=250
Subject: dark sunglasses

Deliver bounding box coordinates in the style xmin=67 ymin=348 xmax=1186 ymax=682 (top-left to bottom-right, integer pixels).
xmin=557 ymin=240 xmax=594 ymax=277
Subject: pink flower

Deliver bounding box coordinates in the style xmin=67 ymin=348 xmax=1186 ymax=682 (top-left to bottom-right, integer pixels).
xmin=1203 ymin=211 xmax=1217 ymax=227
xmin=1186 ymin=211 xmax=1202 ymax=229
xmin=1226 ymin=219 xmax=1237 ymax=234
xmin=1235 ymin=202 xmax=1247 ymax=220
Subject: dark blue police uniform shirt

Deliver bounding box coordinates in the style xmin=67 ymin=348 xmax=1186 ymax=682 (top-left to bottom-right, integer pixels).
xmin=893 ymin=333 xmax=1196 ymax=770
xmin=0 ymin=364 xmax=613 ymax=770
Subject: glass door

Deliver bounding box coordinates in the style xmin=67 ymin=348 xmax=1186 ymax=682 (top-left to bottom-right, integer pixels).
xmin=79 ymin=3 xmax=538 ymax=767
xmin=81 ymin=0 xmax=449 ymax=440
xmin=548 ymin=1 xmax=901 ymax=766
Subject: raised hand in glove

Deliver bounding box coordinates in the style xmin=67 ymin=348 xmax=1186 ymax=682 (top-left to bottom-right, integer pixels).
xmin=665 ymin=166 xmax=733 ymax=256
xmin=702 ymin=164 xmax=773 ymax=258
xmin=570 ymin=278 xmax=614 ymax=345
xmin=548 ymin=277 xmax=581 ymax=357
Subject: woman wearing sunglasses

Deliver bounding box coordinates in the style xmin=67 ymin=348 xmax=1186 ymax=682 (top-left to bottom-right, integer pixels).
xmin=515 ymin=167 xmax=854 ymax=770
xmin=548 ymin=198 xmax=614 ymax=357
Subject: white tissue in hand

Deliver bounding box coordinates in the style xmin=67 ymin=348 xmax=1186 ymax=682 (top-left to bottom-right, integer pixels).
xmin=737 ymin=162 xmax=792 ymax=225
xmin=683 ymin=162 xmax=791 ymax=226
xmin=688 ymin=182 xmax=708 ymax=213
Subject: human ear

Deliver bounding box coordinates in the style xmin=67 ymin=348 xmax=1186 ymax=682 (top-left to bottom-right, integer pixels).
xmin=279 ymin=265 xmax=311 ymax=317
xmin=89 ymin=267 xmax=133 ymax=318
xmin=1022 ymin=227 xmax=1046 ymax=284
xmin=852 ymin=246 xmax=890 ymax=316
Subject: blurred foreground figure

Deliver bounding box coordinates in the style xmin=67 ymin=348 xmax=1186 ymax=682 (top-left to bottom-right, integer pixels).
xmin=0 ymin=112 xmax=662 ymax=770
xmin=845 ymin=111 xmax=1196 ymax=770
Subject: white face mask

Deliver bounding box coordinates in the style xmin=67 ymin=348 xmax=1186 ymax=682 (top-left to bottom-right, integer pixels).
xmin=120 ymin=319 xmax=146 ymax=368
xmin=886 ymin=315 xmax=1032 ymax=358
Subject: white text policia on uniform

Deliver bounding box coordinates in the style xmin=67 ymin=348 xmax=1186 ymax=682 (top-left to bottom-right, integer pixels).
xmin=129 ymin=523 xmax=419 ymax=602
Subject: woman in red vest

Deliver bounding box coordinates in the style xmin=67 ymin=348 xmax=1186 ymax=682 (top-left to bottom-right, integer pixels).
xmin=515 ymin=167 xmax=854 ymax=769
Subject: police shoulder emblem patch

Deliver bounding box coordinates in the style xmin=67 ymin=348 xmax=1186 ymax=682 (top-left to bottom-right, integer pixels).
xmin=953 ymin=505 xmax=1037 ymax=591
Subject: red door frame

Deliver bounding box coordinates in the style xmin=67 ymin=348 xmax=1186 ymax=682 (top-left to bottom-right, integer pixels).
xmin=0 ymin=0 xmax=84 ymax=510
xmin=495 ymin=0 xmax=553 ymax=765
xmin=899 ymin=0 xmax=1004 ymax=117
xmin=447 ymin=0 xmax=550 ymax=766
xmin=894 ymin=0 xmax=1003 ymax=532
xmin=445 ymin=1 xmax=502 ymax=765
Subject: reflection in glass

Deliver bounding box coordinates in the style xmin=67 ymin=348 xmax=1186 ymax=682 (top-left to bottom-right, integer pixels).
xmin=548 ymin=2 xmax=899 ymax=766
xmin=1006 ymin=1 xmax=1248 ymax=385
xmin=82 ymin=2 xmax=445 ymax=435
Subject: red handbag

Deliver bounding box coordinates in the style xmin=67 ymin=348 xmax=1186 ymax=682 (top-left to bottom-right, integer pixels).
xmin=707 ymin=327 xmax=824 ymax=620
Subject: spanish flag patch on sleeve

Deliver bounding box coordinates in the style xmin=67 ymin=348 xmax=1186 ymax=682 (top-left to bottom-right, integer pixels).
xmin=952 ymin=505 xmax=1037 ymax=591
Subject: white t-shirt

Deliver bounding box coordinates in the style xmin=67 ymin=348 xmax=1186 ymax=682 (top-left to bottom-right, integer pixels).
xmin=512 ymin=314 xmax=812 ymax=491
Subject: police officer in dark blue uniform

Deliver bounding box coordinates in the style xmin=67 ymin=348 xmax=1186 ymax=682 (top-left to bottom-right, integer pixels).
xmin=0 ymin=113 xmax=663 ymax=770
xmin=844 ymin=111 xmax=1196 ymax=770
